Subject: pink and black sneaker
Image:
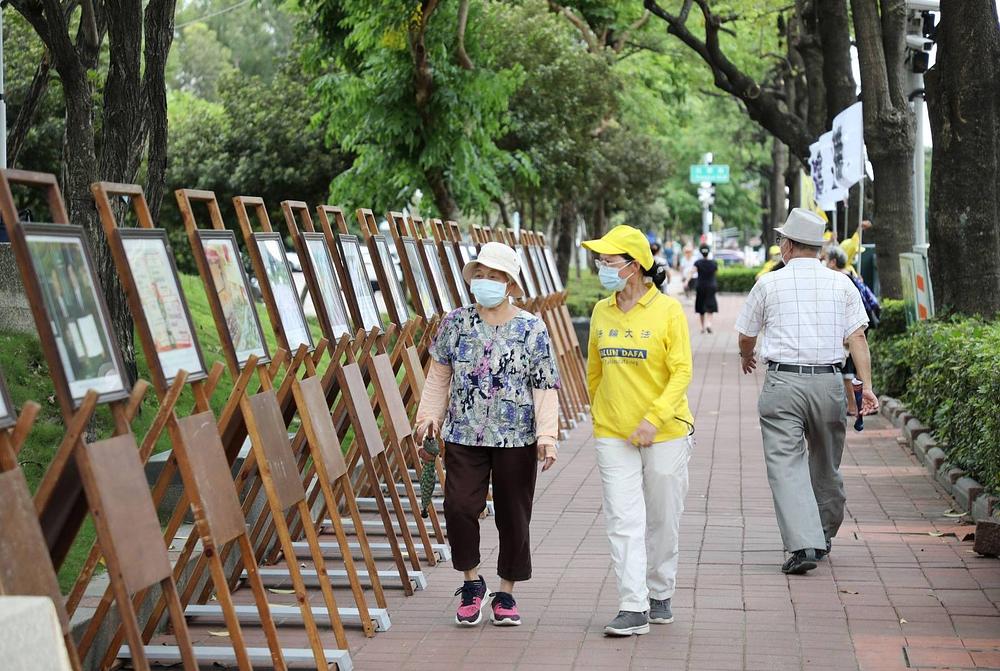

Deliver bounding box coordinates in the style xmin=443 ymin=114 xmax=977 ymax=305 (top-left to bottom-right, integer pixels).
xmin=490 ymin=591 xmax=521 ymax=626
xmin=454 ymin=576 xmax=488 ymax=626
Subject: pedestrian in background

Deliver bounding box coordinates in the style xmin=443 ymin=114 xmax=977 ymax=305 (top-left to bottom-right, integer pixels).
xmin=649 ymin=241 xmax=671 ymax=294
xmin=694 ymin=245 xmax=718 ymax=333
xmin=582 ymin=225 xmax=695 ymax=637
xmin=680 ymin=245 xmax=697 ymax=301
xmin=735 ymin=209 xmax=879 ymax=575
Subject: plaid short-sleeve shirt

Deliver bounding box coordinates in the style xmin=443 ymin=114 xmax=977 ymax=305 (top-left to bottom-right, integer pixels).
xmin=735 ymin=258 xmax=869 ymax=365
xmin=430 ymin=306 xmax=560 ymax=448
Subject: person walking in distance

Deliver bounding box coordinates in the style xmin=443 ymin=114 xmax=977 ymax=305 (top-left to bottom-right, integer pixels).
xmin=414 ymin=242 xmax=561 ymax=627
xmin=679 ymin=245 xmax=697 ymax=301
xmin=582 ymin=225 xmax=695 ymax=637
xmin=735 ymin=209 xmax=879 ymax=575
xmin=693 ymin=245 xmax=718 ymax=333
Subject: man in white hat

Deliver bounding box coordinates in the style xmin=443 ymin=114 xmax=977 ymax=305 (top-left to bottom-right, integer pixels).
xmin=735 ymin=208 xmax=879 ymax=575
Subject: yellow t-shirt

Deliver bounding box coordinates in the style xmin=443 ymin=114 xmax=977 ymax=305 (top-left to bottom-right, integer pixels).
xmin=587 ymin=287 xmax=694 ymax=443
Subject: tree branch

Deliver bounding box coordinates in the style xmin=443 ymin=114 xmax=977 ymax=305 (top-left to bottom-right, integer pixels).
xmin=140 ymin=0 xmax=177 ymax=221
xmin=456 ymin=0 xmax=474 ymax=70
xmin=645 ymin=0 xmax=813 ymax=160
xmin=8 ymin=52 xmax=52 ymax=167
xmin=547 ymin=1 xmax=600 ymax=52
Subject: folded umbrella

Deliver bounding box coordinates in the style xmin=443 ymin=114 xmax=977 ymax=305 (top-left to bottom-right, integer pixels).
xmin=419 ymin=437 xmax=440 ymax=518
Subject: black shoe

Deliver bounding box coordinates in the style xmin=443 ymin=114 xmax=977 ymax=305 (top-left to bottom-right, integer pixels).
xmin=781 ymin=549 xmax=817 ymax=575
xmin=815 ymin=538 xmax=832 ymax=560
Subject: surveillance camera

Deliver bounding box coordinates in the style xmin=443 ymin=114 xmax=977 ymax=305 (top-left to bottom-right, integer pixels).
xmin=906 ymin=35 xmax=933 ymax=51
xmin=904 ymin=0 xmax=939 ymax=11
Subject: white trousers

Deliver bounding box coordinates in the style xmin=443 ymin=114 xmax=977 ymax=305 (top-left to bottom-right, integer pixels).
xmin=596 ymin=436 xmax=692 ymax=612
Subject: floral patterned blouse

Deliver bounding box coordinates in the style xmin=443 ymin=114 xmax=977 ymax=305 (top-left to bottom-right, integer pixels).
xmin=430 ymin=306 xmax=561 ymax=448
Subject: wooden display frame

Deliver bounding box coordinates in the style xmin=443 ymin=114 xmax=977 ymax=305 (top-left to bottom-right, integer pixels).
xmin=0 ymin=169 xmax=150 ymax=571
xmin=0 ymin=368 xmax=15 ymax=430
xmin=356 ymin=208 xmax=411 ymax=326
xmin=387 ymin=211 xmax=436 ymax=320
xmin=315 ymin=205 xmax=384 ymax=333
xmin=407 ymin=214 xmax=454 ymax=314
xmin=175 ymin=189 xmax=272 ymax=377
xmin=233 ymin=196 xmax=315 ymax=357
xmin=0 ymin=388 xmax=86 ymax=671
xmin=432 ymin=218 xmax=472 ymax=307
xmin=282 ymin=201 xmax=353 ymax=344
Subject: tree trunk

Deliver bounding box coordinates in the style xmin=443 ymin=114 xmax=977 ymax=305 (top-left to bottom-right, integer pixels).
xmin=141 ymin=0 xmax=177 ymax=222
xmin=555 ymin=201 xmax=575 ymax=284
xmin=925 ymin=0 xmax=1000 ymax=316
xmin=792 ymin=3 xmax=827 ymax=138
xmin=768 ymin=138 xmax=788 ymax=244
xmin=851 ymin=0 xmax=914 ymax=298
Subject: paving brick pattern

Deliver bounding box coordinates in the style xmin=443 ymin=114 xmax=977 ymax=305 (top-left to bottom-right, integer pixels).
xmin=200 ymin=294 xmax=1000 ymax=670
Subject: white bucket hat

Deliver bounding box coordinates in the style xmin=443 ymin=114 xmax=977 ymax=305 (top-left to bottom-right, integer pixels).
xmin=775 ymin=208 xmax=827 ymax=247
xmin=462 ymin=241 xmax=524 ymax=298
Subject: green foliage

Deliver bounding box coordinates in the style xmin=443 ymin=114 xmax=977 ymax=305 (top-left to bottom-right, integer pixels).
xmin=717 ymin=266 xmax=762 ymax=293
xmin=871 ymin=298 xmax=907 ymax=341
xmin=168 ymin=22 xmax=237 ymax=100
xmin=164 ymin=66 xmax=346 ymax=271
xmin=302 ymin=0 xmax=523 ymax=215
xmin=565 ymin=271 xmax=607 ymax=318
xmin=872 ymin=318 xmax=1000 ymax=493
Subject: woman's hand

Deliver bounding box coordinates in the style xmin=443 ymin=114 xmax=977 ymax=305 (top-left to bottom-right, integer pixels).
xmin=537 ymin=443 xmax=557 ymax=471
xmin=415 ymin=418 xmax=439 ymax=456
xmin=628 ymin=420 xmax=658 ymax=448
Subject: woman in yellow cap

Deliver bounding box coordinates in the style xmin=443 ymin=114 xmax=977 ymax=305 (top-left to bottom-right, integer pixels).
xmin=582 ymin=224 xmax=695 ymax=637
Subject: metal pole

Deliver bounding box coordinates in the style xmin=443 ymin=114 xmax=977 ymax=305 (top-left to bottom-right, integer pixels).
xmin=701 ymin=152 xmax=713 ymax=244
xmin=912 ymin=82 xmax=926 ymax=248
xmin=1 ymin=6 xmax=7 ymax=170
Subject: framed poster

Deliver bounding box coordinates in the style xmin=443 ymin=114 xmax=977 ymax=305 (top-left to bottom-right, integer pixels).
xmin=254 ymin=232 xmax=314 ymax=354
xmin=443 ymin=243 xmax=472 ymax=306
xmin=516 ymin=246 xmax=539 ymax=299
xmin=20 ymin=224 xmax=129 ymax=406
xmin=422 ymin=239 xmax=454 ymax=313
xmin=403 ymin=238 xmax=436 ymax=317
xmin=529 ymin=245 xmax=555 ymax=295
xmin=338 ymin=234 xmax=383 ymax=331
xmin=302 ymin=233 xmax=352 ymax=340
xmin=0 ymin=367 xmax=15 ymax=430
xmin=374 ymin=235 xmax=411 ymax=324
xmin=119 ymin=229 xmax=207 ymax=386
xmin=459 ymin=241 xmax=476 ymax=266
xmin=198 ymin=230 xmax=270 ymax=368
xmin=544 ymin=247 xmax=565 ymax=292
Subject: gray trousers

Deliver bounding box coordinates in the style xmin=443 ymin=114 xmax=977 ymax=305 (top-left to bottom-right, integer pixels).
xmin=758 ymin=369 xmax=847 ymax=552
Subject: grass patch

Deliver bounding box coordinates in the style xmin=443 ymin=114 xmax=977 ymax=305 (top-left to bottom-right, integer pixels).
xmin=2 ymin=271 xmax=328 ymax=592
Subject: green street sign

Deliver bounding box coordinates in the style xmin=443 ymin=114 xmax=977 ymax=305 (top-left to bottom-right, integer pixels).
xmin=689 ymin=164 xmax=730 ymax=184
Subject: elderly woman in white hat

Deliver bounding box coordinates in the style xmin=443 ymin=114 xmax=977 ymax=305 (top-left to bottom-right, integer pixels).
xmin=414 ymin=241 xmax=561 ymax=628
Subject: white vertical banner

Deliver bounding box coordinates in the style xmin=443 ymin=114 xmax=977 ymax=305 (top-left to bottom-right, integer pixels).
xmin=831 ymin=102 xmax=865 ymax=189
xmin=810 ymin=132 xmax=848 ymax=210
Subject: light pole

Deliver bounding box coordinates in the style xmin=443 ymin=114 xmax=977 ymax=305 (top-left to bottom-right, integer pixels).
xmin=698 ymin=152 xmax=714 ymax=247
xmin=905 ymin=1 xmax=938 ymax=251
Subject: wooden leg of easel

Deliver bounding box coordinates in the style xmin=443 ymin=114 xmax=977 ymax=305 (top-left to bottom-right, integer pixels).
xmin=319 ymin=478 xmax=375 ymax=638
xmin=377 ymin=452 xmax=422 ymax=573
xmin=337 ymin=478 xmax=389 ymax=609
xmin=206 ymin=546 xmax=254 ymax=671
xmin=297 ymin=500 xmax=350 ymax=650
xmin=161 ymin=578 xmax=200 ymax=671
xmin=238 ymin=533 xmax=288 ymax=671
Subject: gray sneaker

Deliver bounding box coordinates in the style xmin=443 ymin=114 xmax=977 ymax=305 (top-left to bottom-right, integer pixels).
xmin=603 ymin=610 xmax=650 ymax=636
xmin=649 ymin=598 xmax=674 ymax=624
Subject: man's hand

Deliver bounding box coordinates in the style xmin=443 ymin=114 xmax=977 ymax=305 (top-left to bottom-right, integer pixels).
xmin=861 ymin=219 xmax=873 ymax=231
xmin=628 ymin=420 xmax=658 ymax=448
xmin=859 ymin=389 xmax=880 ymax=416
xmin=537 ymin=444 xmax=557 ymax=471
xmin=740 ymin=352 xmax=757 ymax=374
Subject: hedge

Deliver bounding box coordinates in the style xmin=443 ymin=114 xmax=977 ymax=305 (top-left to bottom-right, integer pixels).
xmin=870 ymin=298 xmax=906 ymax=341
xmin=717 ymin=266 xmax=762 ymax=293
xmin=872 ymin=317 xmax=1000 ymax=493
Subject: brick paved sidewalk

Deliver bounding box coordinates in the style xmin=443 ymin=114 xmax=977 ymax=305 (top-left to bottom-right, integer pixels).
xmin=345 ymin=294 xmax=1000 ymax=671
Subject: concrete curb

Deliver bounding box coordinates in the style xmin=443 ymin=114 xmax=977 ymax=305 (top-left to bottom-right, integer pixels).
xmin=879 ymin=396 xmax=998 ymax=524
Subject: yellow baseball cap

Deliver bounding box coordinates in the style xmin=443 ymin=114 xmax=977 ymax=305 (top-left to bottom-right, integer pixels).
xmin=769 ymin=245 xmax=780 ymax=256
xmin=582 ymin=225 xmax=654 ymax=270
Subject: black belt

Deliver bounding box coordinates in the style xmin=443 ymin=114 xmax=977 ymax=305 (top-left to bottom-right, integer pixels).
xmin=767 ymin=362 xmax=842 ymax=374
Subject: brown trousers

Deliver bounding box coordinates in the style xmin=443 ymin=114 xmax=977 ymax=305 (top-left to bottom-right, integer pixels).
xmin=443 ymin=442 xmax=538 ymax=582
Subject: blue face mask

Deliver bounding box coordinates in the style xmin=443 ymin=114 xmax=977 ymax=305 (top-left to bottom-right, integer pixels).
xmin=470 ymin=278 xmax=508 ymax=308
xmin=598 ymin=264 xmax=629 ymax=292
